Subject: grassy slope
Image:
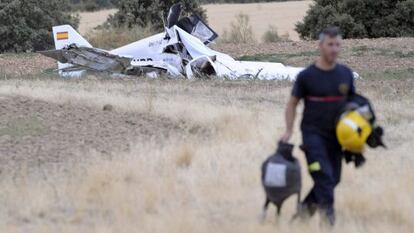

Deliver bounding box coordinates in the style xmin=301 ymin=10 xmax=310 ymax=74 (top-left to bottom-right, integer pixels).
xmin=0 ymin=76 xmax=413 ymax=233
xmin=0 ymin=39 xmax=413 ymax=232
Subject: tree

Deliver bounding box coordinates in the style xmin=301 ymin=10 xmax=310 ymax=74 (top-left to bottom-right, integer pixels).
xmin=107 ymin=0 xmax=206 ymax=31
xmin=0 ymin=0 xmax=79 ymax=52
xmin=296 ymin=0 xmax=414 ymax=39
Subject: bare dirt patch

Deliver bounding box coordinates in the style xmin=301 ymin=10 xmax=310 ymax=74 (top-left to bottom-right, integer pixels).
xmin=0 ymin=53 xmax=54 ymax=76
xmin=0 ymin=95 xmax=203 ymax=178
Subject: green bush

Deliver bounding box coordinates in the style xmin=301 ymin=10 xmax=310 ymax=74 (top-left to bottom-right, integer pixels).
xmin=107 ymin=0 xmax=206 ymax=31
xmin=0 ymin=0 xmax=79 ymax=52
xmin=296 ymin=0 xmax=414 ymax=39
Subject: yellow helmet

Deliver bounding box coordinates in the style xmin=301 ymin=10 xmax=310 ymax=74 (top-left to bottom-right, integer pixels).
xmin=336 ymin=111 xmax=372 ymax=153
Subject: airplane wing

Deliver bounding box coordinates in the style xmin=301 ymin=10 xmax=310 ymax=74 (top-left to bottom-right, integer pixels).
xmin=40 ymin=44 xmax=132 ymax=73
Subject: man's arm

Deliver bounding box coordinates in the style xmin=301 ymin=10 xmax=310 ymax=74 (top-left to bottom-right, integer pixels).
xmin=280 ymin=96 xmax=300 ymax=142
xmin=281 ymin=70 xmax=304 ymax=142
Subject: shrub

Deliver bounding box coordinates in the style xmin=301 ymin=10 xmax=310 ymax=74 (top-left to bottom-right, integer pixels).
xmin=107 ymin=0 xmax=206 ymax=31
xmin=262 ymin=26 xmax=291 ymax=43
xmin=84 ymin=2 xmax=100 ymax=11
xmin=0 ymin=0 xmax=79 ymax=52
xmin=221 ymin=13 xmax=255 ymax=43
xmin=296 ymin=0 xmax=414 ymax=39
xmin=262 ymin=25 xmax=282 ymax=43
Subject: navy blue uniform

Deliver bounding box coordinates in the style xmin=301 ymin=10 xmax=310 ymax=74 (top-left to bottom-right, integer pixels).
xmin=292 ymin=64 xmax=355 ymax=217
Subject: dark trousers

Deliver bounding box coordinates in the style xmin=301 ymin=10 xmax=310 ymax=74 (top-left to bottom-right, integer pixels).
xmin=302 ymin=129 xmax=343 ymax=213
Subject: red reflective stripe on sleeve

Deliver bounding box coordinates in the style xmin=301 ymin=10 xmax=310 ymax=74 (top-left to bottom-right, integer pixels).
xmin=306 ymin=96 xmax=345 ymax=102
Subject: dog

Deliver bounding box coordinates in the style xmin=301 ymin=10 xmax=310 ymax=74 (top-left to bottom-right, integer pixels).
xmin=261 ymin=142 xmax=302 ymax=220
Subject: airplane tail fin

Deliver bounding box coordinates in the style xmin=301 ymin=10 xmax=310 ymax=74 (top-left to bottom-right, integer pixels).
xmin=51 ymin=25 xmax=92 ymax=75
xmin=52 ymin=25 xmax=92 ymax=50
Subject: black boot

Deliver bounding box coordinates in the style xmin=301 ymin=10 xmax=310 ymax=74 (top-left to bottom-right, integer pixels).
xmin=292 ymin=202 xmax=317 ymax=222
xmin=320 ymin=206 xmax=336 ymax=226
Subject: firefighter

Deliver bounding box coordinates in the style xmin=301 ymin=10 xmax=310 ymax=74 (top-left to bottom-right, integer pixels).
xmin=280 ymin=27 xmax=355 ymax=225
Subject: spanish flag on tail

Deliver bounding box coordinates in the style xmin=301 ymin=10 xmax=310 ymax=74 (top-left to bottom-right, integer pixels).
xmin=56 ymin=31 xmax=69 ymax=40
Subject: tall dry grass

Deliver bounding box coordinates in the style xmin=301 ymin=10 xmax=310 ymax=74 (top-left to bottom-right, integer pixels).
xmin=0 ymin=76 xmax=413 ymax=233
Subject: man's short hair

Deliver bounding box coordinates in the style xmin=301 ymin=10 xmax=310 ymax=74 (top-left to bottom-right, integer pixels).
xmin=319 ymin=27 xmax=342 ymax=41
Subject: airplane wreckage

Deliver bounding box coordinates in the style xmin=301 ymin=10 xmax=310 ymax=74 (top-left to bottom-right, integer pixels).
xmin=40 ymin=4 xmax=354 ymax=80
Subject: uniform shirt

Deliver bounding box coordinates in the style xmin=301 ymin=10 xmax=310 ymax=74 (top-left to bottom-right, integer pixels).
xmin=292 ymin=63 xmax=355 ymax=136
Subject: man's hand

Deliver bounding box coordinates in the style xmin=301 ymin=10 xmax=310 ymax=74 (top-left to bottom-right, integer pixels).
xmin=280 ymin=130 xmax=292 ymax=143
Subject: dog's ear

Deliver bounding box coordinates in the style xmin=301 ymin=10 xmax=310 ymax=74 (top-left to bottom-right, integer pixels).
xmin=277 ymin=142 xmax=295 ymax=161
xmin=343 ymin=151 xmax=366 ymax=168
xmin=367 ymin=126 xmax=386 ymax=149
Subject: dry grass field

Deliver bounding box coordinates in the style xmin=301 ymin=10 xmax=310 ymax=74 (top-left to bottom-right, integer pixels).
xmin=204 ymin=1 xmax=311 ymax=41
xmin=77 ymin=1 xmax=311 ymax=40
xmin=78 ymin=9 xmax=117 ymax=35
xmin=0 ymin=38 xmax=413 ymax=232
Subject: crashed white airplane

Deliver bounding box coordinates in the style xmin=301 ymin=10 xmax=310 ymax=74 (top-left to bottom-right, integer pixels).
xmin=40 ymin=4 xmax=304 ymax=80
